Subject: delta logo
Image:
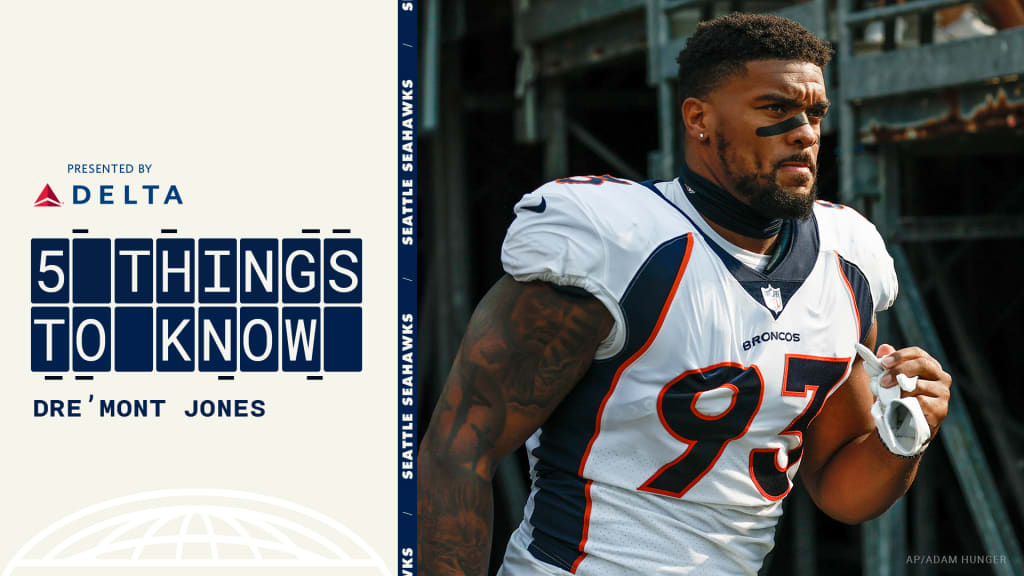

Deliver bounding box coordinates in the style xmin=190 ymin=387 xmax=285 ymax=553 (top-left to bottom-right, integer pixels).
xmin=33 ymin=183 xmax=183 ymax=207
xmin=33 ymin=184 xmax=62 ymax=207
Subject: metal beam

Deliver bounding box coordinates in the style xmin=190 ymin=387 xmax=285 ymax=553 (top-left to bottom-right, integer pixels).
xmin=920 ymin=246 xmax=1024 ymax=525
xmin=842 ymin=27 xmax=1024 ymax=101
xmin=567 ymin=119 xmax=646 ymax=181
xmin=862 ymin=145 xmax=903 ymax=576
xmin=893 ymin=215 xmax=1024 ymax=241
xmin=645 ymin=0 xmax=662 ymax=86
xmin=915 ymin=179 xmax=1024 ymax=292
xmin=656 ymin=80 xmax=678 ymax=178
xmin=890 ymin=246 xmax=1024 ymax=576
xmin=658 ymin=36 xmax=689 ymax=82
xmin=864 ymin=499 xmax=908 ymax=576
xmin=649 ymin=0 xmax=680 ymax=178
xmin=518 ymin=0 xmax=645 ymax=45
xmin=837 ymin=0 xmax=858 ymax=205
xmin=856 ymin=79 xmax=1024 ymax=145
xmin=792 ymin=485 xmax=817 ymax=576
xmin=536 ymin=13 xmax=647 ymax=78
xmin=431 ymin=35 xmax=472 ymax=369
xmin=662 ymin=0 xmax=707 ymax=12
xmin=773 ymin=0 xmax=827 ymax=37
xmin=543 ymin=79 xmax=569 ymax=181
xmin=514 ymin=46 xmax=539 ymax=143
xmin=845 ymin=0 xmax=982 ymax=25
xmin=910 ymin=454 xmax=938 ymax=576
xmin=421 ymin=0 xmax=441 ymax=133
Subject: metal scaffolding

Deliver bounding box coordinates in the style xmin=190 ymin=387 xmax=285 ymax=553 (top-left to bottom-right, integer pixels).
xmin=421 ymin=0 xmax=1024 ymax=573
xmin=835 ymin=2 xmax=1024 ymax=574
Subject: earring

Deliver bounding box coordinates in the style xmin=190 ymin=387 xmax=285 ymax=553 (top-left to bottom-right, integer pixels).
xmin=699 ymin=132 xmax=705 ymax=140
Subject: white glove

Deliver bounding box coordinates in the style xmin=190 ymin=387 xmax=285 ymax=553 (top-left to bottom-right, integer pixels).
xmin=855 ymin=343 xmax=931 ymax=457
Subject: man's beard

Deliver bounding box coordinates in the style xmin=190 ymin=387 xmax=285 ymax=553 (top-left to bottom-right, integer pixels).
xmin=717 ymin=133 xmax=817 ymax=220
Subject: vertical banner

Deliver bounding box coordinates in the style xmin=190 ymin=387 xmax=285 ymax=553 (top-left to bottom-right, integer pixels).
xmin=0 ymin=2 xmax=401 ymax=575
xmin=398 ymin=1 xmax=418 ymax=574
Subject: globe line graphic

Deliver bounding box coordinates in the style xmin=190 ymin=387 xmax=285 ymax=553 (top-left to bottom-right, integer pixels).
xmin=3 ymin=489 xmax=390 ymax=574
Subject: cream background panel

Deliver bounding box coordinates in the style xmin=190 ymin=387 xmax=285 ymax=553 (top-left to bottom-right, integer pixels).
xmin=0 ymin=1 xmax=397 ymax=573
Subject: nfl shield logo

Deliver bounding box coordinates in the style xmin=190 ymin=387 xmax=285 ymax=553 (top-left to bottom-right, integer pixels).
xmin=761 ymin=284 xmax=783 ymax=313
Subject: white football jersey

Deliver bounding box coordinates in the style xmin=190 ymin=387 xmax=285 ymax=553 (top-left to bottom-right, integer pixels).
xmin=497 ymin=174 xmax=897 ymax=576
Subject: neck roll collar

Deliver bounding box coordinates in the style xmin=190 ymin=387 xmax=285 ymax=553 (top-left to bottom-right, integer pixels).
xmin=679 ymin=162 xmax=784 ymax=239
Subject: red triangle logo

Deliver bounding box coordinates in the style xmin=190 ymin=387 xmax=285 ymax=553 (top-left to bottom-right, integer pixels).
xmin=34 ymin=184 xmax=62 ymax=207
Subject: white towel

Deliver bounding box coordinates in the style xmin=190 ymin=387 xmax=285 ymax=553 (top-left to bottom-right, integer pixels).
xmin=855 ymin=344 xmax=931 ymax=457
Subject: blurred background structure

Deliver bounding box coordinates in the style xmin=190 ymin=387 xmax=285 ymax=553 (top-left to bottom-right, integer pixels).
xmin=417 ymin=1 xmax=1024 ymax=574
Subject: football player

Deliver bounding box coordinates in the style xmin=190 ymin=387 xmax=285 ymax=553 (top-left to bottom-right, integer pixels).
xmin=418 ymin=13 xmax=952 ymax=575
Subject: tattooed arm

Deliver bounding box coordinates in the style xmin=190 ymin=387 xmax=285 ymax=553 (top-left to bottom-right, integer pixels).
xmin=418 ymin=275 xmax=613 ymax=576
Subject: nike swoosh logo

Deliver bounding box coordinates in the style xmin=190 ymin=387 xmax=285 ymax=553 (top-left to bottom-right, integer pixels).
xmin=522 ymin=197 xmax=546 ymax=213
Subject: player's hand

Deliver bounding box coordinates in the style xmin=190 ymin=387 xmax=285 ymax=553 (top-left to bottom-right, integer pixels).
xmin=876 ymin=344 xmax=952 ymax=440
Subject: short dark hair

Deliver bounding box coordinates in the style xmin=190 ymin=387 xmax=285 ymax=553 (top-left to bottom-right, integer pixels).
xmin=676 ymin=13 xmax=833 ymax=102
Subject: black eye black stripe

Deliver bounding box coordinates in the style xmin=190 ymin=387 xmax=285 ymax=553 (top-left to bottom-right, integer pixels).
xmin=755 ymin=112 xmax=809 ymax=137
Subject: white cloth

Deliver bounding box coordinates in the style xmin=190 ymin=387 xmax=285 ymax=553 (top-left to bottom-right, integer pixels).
xmin=855 ymin=343 xmax=931 ymax=457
